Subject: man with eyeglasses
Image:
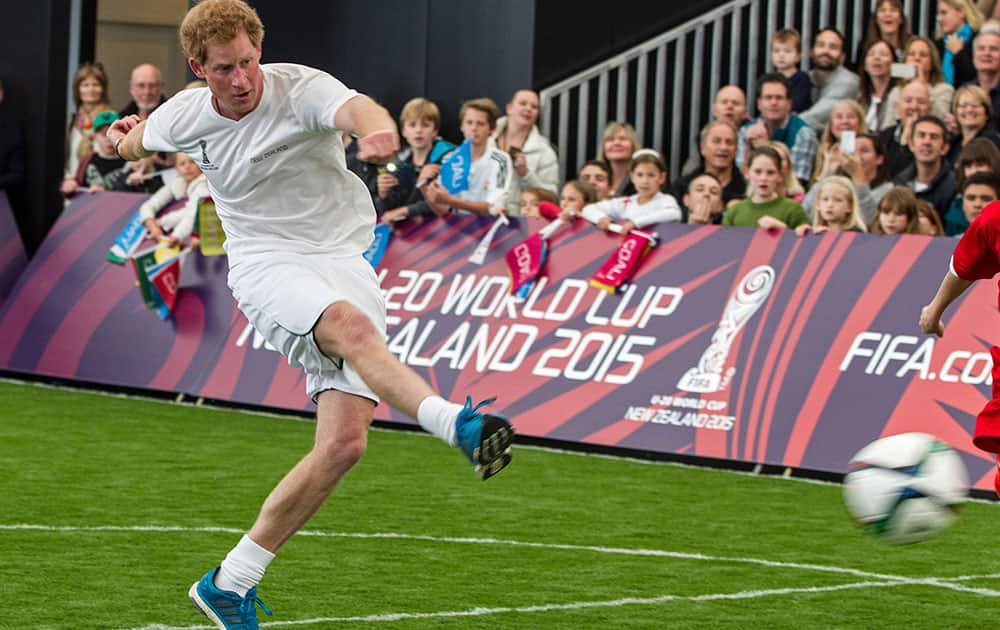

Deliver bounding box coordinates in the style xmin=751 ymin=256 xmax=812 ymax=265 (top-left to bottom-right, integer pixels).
xmin=119 ymin=63 xmax=166 ymax=121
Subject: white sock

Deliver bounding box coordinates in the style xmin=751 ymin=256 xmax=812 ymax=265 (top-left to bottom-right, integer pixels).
xmin=417 ymin=395 xmax=463 ymax=446
xmin=214 ymin=534 xmax=275 ymax=597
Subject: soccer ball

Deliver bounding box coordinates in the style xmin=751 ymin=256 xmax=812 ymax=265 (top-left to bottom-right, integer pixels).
xmin=843 ymin=432 xmax=968 ymax=544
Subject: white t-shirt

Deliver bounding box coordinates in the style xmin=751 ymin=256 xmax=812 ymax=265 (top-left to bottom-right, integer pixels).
xmin=581 ymin=191 xmax=683 ymax=228
xmin=454 ymin=147 xmax=512 ymax=214
xmin=142 ymin=63 xmax=372 ymax=263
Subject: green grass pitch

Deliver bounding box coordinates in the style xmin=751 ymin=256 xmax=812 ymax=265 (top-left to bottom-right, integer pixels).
xmin=1 ymin=378 xmax=998 ymax=629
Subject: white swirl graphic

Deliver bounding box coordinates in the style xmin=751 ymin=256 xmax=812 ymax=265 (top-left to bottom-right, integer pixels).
xmin=677 ymin=265 xmax=775 ymax=393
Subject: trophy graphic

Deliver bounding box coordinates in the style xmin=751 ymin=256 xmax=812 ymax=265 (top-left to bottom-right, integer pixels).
xmin=677 ymin=265 xmax=775 ymax=393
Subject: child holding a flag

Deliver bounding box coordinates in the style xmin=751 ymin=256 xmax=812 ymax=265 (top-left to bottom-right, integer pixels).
xmin=139 ymin=152 xmax=209 ymax=247
xmin=422 ymin=98 xmax=513 ymax=216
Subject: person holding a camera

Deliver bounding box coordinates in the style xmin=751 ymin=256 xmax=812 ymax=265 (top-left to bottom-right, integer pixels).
xmin=490 ymin=89 xmax=559 ymax=214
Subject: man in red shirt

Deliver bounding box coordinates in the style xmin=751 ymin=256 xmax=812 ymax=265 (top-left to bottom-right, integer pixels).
xmin=920 ymin=199 xmax=1000 ymax=494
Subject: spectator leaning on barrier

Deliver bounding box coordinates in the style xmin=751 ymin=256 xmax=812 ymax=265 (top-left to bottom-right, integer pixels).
xmin=870 ymin=185 xmax=922 ymax=233
xmin=724 ymin=145 xmax=809 ymax=229
xmin=577 ymin=150 xmax=681 ymax=233
xmin=803 ymin=131 xmax=893 ymax=224
xmin=895 ymin=114 xmax=956 ymax=219
xmin=880 ymin=78 xmax=933 ymax=176
xmin=680 ymin=85 xmax=748 ymax=177
xmin=138 ymin=152 xmax=208 ymax=247
xmin=491 ymin=89 xmax=560 ymax=213
xmin=577 ymin=159 xmax=613 ymax=200
xmin=597 ymin=121 xmax=641 ymax=197
xmin=558 ymin=179 xmax=596 ymax=216
xmin=797 ymin=174 xmax=868 ymax=235
xmin=683 ymin=172 xmax=725 ymax=225
xmin=81 ymin=111 xmax=133 ymax=192
xmin=737 ymin=73 xmax=818 ymax=187
xmin=955 ymin=171 xmax=1000 ymax=234
xmin=884 ymin=36 xmax=955 ymax=126
xmin=799 ymin=28 xmax=862 ymax=132
xmin=422 ymin=97 xmax=512 ymax=216
xmin=377 ymin=97 xmax=455 ymax=223
xmin=671 ymin=119 xmax=745 ymax=207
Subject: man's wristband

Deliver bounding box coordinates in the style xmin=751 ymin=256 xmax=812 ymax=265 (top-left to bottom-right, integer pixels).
xmin=114 ymin=136 xmax=125 ymax=159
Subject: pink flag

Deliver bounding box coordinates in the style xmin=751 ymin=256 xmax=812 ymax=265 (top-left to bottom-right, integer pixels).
xmin=505 ymin=218 xmax=567 ymax=296
xmin=589 ymin=228 xmax=657 ymax=294
xmin=149 ymin=255 xmax=182 ymax=317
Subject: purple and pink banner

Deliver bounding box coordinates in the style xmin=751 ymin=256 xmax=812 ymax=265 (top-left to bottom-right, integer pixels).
xmin=1 ymin=193 xmax=997 ymax=490
xmin=0 ymin=191 xmax=26 ymax=307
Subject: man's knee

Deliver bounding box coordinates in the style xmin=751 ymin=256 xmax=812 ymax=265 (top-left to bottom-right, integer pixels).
xmin=314 ymin=302 xmax=379 ymax=360
xmin=315 ymin=429 xmax=368 ymax=472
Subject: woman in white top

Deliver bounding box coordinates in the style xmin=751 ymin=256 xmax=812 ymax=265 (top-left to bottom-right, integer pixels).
xmin=138 ymin=152 xmax=209 ymax=246
xmin=490 ymin=89 xmax=560 ymax=213
xmin=579 ymin=150 xmax=682 ymax=232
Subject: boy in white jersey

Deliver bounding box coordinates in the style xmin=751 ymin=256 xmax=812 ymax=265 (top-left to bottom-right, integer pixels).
xmin=107 ymin=1 xmax=514 ymax=627
xmin=422 ymin=98 xmax=513 ymax=215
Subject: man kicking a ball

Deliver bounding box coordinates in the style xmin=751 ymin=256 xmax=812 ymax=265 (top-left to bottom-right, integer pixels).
xmin=920 ymin=199 xmax=1000 ymax=496
xmin=109 ymin=1 xmax=513 ymax=626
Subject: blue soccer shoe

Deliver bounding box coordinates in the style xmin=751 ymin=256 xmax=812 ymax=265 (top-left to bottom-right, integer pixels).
xmin=455 ymin=396 xmax=514 ymax=480
xmin=188 ymin=567 xmax=272 ymax=629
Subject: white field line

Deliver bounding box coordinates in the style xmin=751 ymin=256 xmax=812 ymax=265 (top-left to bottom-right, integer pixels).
xmin=5 ymin=376 xmax=1000 ymax=502
xmin=4 ymin=523 xmax=1000 ymax=594
xmin=122 ymin=579 xmax=994 ymax=629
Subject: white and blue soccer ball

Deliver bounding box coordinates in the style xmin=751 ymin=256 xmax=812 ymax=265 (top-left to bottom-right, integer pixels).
xmin=843 ymin=432 xmax=968 ymax=545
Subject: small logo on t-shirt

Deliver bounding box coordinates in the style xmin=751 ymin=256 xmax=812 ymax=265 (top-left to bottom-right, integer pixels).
xmin=198 ymin=139 xmax=219 ymax=171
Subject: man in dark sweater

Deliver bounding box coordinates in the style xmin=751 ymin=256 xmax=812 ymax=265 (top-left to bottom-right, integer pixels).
xmin=894 ymin=115 xmax=955 ymax=220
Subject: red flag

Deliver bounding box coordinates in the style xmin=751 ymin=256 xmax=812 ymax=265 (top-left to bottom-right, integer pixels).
xmin=589 ymin=227 xmax=657 ymax=294
xmin=149 ymin=255 xmax=182 ymax=317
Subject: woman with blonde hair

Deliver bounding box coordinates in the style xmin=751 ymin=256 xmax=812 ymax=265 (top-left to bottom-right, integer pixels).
xmin=936 ymin=0 xmax=985 ymax=86
xmin=947 ymin=84 xmax=1000 ymax=162
xmin=811 ymin=100 xmax=868 ymax=184
xmin=597 ymin=121 xmax=641 ymax=196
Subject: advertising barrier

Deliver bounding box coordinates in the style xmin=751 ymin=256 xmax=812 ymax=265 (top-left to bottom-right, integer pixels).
xmin=0 ymin=191 xmax=26 ymax=307
xmin=0 ymin=192 xmax=996 ymax=490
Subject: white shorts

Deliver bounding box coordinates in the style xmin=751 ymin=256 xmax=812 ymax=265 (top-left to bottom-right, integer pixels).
xmin=228 ymin=252 xmax=386 ymax=403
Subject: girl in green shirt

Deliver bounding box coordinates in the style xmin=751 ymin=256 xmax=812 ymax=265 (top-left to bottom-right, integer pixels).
xmin=723 ymin=145 xmax=809 ymax=229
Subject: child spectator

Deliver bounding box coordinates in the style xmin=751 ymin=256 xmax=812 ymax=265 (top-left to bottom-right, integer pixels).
xmin=578 ymin=150 xmax=681 ymax=233
xmin=684 ymin=173 xmax=726 ymax=225
xmin=771 ymin=29 xmax=813 ymax=113
xmin=918 ymin=200 xmax=947 ymax=234
xmin=81 ymin=111 xmax=131 ymax=192
xmin=725 ymin=145 xmax=809 ymax=228
xmin=138 ymin=152 xmax=209 ymax=246
xmin=943 ymin=137 xmax=1000 ymax=234
xmin=378 ymin=97 xmax=455 ymax=222
xmin=765 ymin=141 xmax=806 ymax=202
xmin=558 ymin=179 xmax=596 ymax=216
xmin=955 ymin=171 xmax=1000 ymax=235
xmin=519 ymin=186 xmax=558 ymax=217
xmin=797 ymin=175 xmax=868 ymax=234
xmin=804 ymin=131 xmax=893 ymax=224
xmin=578 ymin=160 xmax=613 ymax=200
xmin=422 ymin=98 xmax=512 ymax=216
xmin=869 ymin=185 xmax=922 ymax=233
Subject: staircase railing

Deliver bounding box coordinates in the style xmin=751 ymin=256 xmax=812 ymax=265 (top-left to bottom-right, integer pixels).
xmin=539 ymin=0 xmax=937 ymax=181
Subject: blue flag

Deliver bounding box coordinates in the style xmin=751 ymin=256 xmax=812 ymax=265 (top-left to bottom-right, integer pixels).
xmin=439 ymin=138 xmax=472 ymax=194
xmin=107 ymin=211 xmax=147 ymax=264
xmin=363 ymin=223 xmax=392 ymax=269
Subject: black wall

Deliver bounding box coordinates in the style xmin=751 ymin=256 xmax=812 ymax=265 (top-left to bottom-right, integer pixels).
xmin=0 ymin=1 xmax=72 ymax=255
xmin=253 ymin=0 xmax=535 ymax=143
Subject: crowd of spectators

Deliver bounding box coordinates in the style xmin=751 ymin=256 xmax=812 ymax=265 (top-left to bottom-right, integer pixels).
xmin=66 ymin=1 xmax=1000 ymax=243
